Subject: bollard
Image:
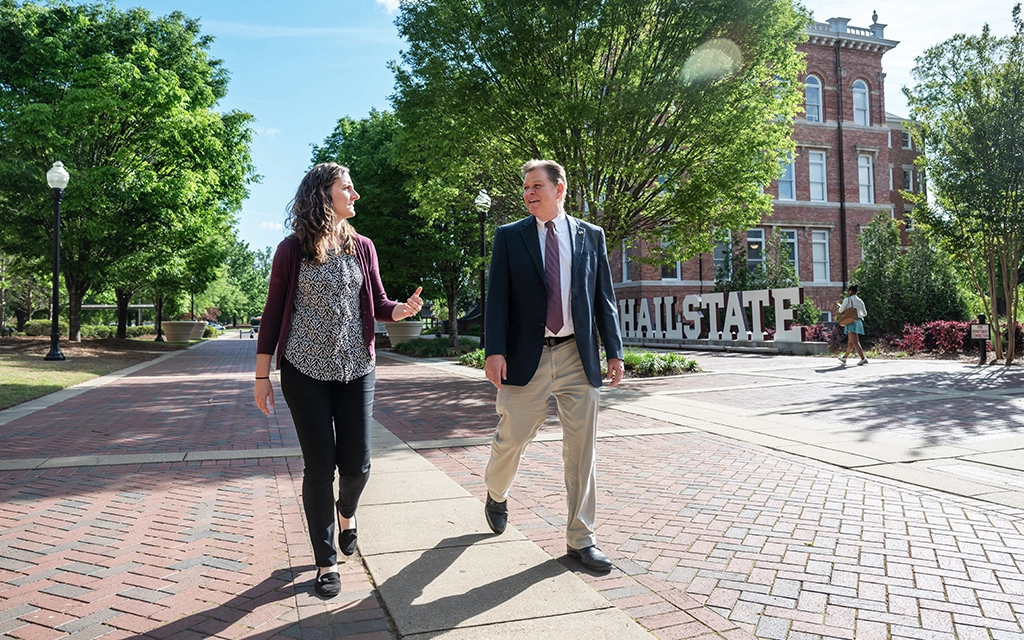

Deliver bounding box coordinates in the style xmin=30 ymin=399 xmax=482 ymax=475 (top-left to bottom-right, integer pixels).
xmin=974 ymin=314 xmax=988 ymax=365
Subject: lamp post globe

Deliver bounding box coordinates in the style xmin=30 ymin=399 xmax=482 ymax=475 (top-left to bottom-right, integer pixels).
xmin=44 ymin=161 xmax=69 ymax=361
xmin=474 ymin=189 xmax=491 ymax=346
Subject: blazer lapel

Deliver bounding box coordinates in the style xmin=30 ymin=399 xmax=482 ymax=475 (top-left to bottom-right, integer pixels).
xmin=517 ymin=217 xmax=544 ymax=280
xmin=568 ymin=215 xmax=586 ymax=285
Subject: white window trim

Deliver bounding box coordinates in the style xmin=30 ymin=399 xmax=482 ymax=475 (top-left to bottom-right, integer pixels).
xmin=852 ymin=79 xmax=869 ymax=126
xmin=903 ymin=167 xmax=914 ymax=192
xmin=777 ymin=156 xmax=796 ymax=201
xmin=781 ymin=229 xmax=798 ymax=273
xmin=746 ymin=228 xmax=765 ymax=273
xmin=805 ymin=75 xmax=822 ymax=123
xmin=902 ymin=130 xmax=912 ymax=150
xmin=808 ymin=150 xmax=827 ymax=202
xmin=811 ymin=229 xmax=830 ymax=283
xmin=858 ymin=154 xmax=875 ymax=204
xmin=622 ymin=242 xmax=632 ymax=282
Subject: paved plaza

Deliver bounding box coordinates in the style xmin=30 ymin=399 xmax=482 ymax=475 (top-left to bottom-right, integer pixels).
xmin=2 ymin=337 xmax=1024 ymax=638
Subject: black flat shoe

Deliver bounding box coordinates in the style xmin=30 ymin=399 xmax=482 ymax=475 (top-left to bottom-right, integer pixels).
xmin=485 ymin=496 xmax=508 ymax=534
xmin=314 ymin=571 xmax=341 ymax=598
xmin=340 ymin=529 xmax=357 ymax=556
xmin=566 ymin=545 xmax=613 ymax=573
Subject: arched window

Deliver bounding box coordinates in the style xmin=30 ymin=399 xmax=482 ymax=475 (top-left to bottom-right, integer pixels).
xmin=805 ymin=75 xmax=822 ymax=122
xmin=852 ymin=79 xmax=869 ymax=126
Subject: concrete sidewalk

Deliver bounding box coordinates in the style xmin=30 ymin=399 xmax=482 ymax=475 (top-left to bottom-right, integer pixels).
xmin=3 ymin=337 xmax=1024 ymax=639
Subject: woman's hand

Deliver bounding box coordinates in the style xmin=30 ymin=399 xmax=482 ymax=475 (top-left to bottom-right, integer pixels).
xmin=254 ymin=378 xmax=274 ymax=416
xmin=393 ymin=286 xmax=424 ymax=321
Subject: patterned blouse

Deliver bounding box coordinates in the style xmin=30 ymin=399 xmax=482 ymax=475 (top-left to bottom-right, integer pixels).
xmin=283 ymin=249 xmax=374 ymax=382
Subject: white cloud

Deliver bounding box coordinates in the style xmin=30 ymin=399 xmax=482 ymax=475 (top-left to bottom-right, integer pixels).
xmin=203 ymin=19 xmax=400 ymax=44
xmin=259 ymin=221 xmax=285 ymax=231
xmin=376 ymin=0 xmax=400 ymax=12
xmin=253 ymin=126 xmax=281 ymax=138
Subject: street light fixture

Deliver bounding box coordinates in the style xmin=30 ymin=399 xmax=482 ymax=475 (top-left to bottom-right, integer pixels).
xmin=44 ymin=160 xmax=69 ymax=361
xmin=474 ymin=189 xmax=491 ymax=347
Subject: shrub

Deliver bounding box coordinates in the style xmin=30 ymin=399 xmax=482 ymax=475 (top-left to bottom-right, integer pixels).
xmin=898 ymin=323 xmax=926 ymax=354
xmin=620 ymin=349 xmax=699 ymax=377
xmin=921 ymin=320 xmax=969 ymax=353
xmin=24 ymin=319 xmax=68 ymax=337
xmin=393 ymin=337 xmax=478 ymax=358
xmin=458 ymin=348 xmax=486 ymax=368
xmin=203 ymin=327 xmax=219 ymax=338
xmin=126 ymin=326 xmax=156 ymax=338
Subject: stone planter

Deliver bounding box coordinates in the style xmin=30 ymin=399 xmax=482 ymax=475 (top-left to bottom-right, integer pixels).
xmin=383 ymin=321 xmax=424 ymax=346
xmin=189 ymin=321 xmax=208 ymax=340
xmin=162 ymin=321 xmax=197 ymax=343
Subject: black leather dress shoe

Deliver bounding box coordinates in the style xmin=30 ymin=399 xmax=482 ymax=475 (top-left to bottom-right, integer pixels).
xmin=566 ymin=545 xmax=613 ymax=572
xmin=484 ymin=496 xmax=508 ymax=534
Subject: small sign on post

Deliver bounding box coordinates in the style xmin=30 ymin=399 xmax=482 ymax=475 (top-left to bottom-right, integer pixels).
xmin=971 ymin=317 xmax=990 ymax=364
xmin=970 ymin=324 xmax=990 ymax=340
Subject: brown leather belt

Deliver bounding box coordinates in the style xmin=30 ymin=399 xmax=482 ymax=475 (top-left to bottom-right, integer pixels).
xmin=544 ymin=334 xmax=575 ymax=347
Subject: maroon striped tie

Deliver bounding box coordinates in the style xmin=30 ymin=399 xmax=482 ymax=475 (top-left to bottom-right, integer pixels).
xmin=544 ymin=221 xmax=564 ymax=333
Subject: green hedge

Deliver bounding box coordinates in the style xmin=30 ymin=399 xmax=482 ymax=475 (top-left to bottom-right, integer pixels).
xmin=392 ymin=337 xmax=478 ymax=358
xmin=22 ymin=320 xmax=156 ymax=339
xmin=457 ymin=347 xmax=700 ymax=377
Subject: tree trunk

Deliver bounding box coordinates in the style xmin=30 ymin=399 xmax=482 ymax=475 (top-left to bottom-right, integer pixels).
xmin=63 ymin=272 xmax=91 ymax=342
xmin=153 ymin=295 xmax=165 ymax=342
xmin=447 ymin=285 xmax=460 ymax=348
xmin=115 ymin=288 xmax=134 ymax=340
xmin=987 ymin=251 xmax=1003 ymax=360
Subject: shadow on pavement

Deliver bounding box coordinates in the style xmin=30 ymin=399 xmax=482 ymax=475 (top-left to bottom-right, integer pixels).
xmin=375 ymin=533 xmax=567 ymax=636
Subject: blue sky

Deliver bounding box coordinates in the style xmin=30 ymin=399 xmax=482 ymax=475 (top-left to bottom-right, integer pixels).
xmin=112 ymin=0 xmax=1020 ymax=254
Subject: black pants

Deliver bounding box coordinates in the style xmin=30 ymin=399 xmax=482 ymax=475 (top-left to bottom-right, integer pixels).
xmin=280 ymin=358 xmax=374 ymax=568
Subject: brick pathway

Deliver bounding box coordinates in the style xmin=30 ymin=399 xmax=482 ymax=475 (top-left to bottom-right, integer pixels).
xmin=0 ymin=340 xmax=393 ymax=640
xmin=5 ymin=340 xmax=1024 ymax=639
xmin=375 ymin=355 xmax=1024 ymax=640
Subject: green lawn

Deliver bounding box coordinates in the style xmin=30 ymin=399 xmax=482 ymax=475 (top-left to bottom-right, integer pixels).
xmin=0 ymin=338 xmax=183 ymax=410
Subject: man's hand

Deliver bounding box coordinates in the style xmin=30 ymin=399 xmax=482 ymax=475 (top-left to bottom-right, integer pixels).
xmin=606 ymin=358 xmax=624 ymax=388
xmin=485 ymin=354 xmax=507 ymax=389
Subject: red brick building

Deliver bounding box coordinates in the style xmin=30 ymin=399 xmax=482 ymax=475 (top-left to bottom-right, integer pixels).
xmin=613 ymin=15 xmax=922 ymax=324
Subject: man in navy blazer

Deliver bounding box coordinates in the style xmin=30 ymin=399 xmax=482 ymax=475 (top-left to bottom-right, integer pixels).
xmin=483 ymin=159 xmax=624 ymax=573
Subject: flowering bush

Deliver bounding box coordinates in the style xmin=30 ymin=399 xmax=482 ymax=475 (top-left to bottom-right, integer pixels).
xmin=898 ymin=323 xmax=927 ymax=354
xmin=921 ymin=320 xmax=970 ymax=353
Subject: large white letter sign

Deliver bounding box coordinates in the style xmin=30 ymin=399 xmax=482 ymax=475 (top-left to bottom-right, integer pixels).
xmin=744 ymin=289 xmax=770 ymax=339
xmin=772 ymin=287 xmax=803 ymax=341
xmin=722 ymin=291 xmax=747 ymax=339
xmin=682 ymin=294 xmax=702 ymax=339
xmin=701 ymin=292 xmax=725 ymax=339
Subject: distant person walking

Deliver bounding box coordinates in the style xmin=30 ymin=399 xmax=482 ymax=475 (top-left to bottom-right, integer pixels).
xmin=838 ymin=284 xmax=868 ymax=366
xmin=253 ymin=162 xmax=423 ymax=598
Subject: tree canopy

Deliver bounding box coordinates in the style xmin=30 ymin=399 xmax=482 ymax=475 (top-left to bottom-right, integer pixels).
xmin=391 ymin=0 xmax=808 ymax=257
xmin=904 ymin=4 xmax=1024 ymax=362
xmin=0 ymin=0 xmax=256 ymax=339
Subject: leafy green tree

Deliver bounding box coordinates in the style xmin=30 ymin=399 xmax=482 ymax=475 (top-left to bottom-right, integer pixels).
xmin=904 ymin=4 xmax=1024 ymax=362
xmin=214 ymin=238 xmax=271 ymax=325
xmin=0 ymin=1 xmax=256 ymax=341
xmin=391 ymin=0 xmax=808 ymax=256
xmin=852 ymin=212 xmax=969 ymax=337
xmin=1 ymin=252 xmax=51 ymax=331
xmin=311 ymin=110 xmax=430 ymax=299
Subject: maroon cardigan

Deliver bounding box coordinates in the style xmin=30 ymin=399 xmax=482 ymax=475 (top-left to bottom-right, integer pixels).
xmin=257 ymin=234 xmax=400 ymax=369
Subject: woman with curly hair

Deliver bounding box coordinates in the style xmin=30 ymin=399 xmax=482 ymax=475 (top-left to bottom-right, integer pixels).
xmin=254 ymin=163 xmax=422 ymax=598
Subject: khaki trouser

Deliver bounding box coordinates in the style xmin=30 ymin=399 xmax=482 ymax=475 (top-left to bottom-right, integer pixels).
xmin=484 ymin=339 xmax=600 ymax=549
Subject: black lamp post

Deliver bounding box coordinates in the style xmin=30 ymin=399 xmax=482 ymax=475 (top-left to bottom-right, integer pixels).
xmin=474 ymin=189 xmax=491 ymax=347
xmin=44 ymin=160 xmax=69 ymax=361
